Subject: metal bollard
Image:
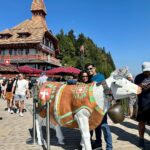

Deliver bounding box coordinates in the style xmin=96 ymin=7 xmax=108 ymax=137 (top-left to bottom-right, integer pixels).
xmin=46 ymin=101 xmax=50 ymax=150
xmin=33 ymin=83 xmax=39 ymax=144
xmin=26 ymin=83 xmax=38 ymax=145
xmin=32 ymin=97 xmax=36 ymax=144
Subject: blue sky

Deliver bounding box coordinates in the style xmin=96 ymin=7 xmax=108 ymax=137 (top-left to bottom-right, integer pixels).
xmin=0 ymin=0 xmax=149 ymax=76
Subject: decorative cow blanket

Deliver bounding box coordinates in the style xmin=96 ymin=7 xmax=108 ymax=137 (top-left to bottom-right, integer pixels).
xmin=39 ymin=82 xmax=105 ymax=130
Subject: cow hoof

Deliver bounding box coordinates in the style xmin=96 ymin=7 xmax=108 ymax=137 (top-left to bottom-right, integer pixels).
xmin=38 ymin=142 xmax=43 ymax=146
xmin=58 ymin=139 xmax=65 ymax=145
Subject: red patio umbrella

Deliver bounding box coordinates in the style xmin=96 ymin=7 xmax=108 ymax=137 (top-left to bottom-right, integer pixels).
xmin=32 ymin=67 xmax=43 ymax=74
xmin=18 ymin=66 xmax=42 ymax=74
xmin=46 ymin=67 xmax=66 ymax=75
xmin=46 ymin=66 xmax=80 ymax=75
xmin=65 ymin=67 xmax=81 ymax=74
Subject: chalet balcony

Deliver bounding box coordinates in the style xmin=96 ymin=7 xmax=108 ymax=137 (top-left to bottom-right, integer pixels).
xmin=0 ymin=54 xmax=61 ymax=66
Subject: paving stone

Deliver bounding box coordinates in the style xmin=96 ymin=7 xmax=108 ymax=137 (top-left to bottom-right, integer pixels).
xmin=0 ymin=98 xmax=150 ymax=150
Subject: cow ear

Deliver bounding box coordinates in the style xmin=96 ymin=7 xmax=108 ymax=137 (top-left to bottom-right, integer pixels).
xmin=114 ymin=80 xmax=123 ymax=87
xmin=96 ymin=82 xmax=102 ymax=86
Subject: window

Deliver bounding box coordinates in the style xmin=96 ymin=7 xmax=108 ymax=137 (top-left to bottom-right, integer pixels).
xmin=18 ymin=49 xmax=21 ymax=55
xmin=9 ymin=49 xmax=12 ymax=55
xmin=43 ymin=37 xmax=45 ymax=44
xmin=45 ymin=38 xmax=49 ymax=47
xmin=25 ymin=49 xmax=29 ymax=55
xmin=2 ymin=50 xmax=5 ymax=55
xmin=20 ymin=49 xmax=23 ymax=55
xmin=0 ymin=34 xmax=12 ymax=39
xmin=14 ymin=49 xmax=17 ymax=55
xmin=18 ymin=33 xmax=31 ymax=38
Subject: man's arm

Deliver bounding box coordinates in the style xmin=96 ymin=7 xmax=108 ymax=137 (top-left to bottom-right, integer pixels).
xmin=26 ymin=81 xmax=30 ymax=98
xmin=12 ymin=80 xmax=16 ymax=94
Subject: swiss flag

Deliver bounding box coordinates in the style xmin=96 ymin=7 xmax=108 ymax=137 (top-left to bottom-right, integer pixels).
xmin=4 ymin=59 xmax=10 ymax=64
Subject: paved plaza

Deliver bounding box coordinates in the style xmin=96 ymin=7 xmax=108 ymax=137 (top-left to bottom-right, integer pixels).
xmin=0 ymin=98 xmax=150 ymax=150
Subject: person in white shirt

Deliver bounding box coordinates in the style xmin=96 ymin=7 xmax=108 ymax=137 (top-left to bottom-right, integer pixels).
xmin=0 ymin=74 xmax=3 ymax=98
xmin=37 ymin=72 xmax=48 ymax=85
xmin=12 ymin=74 xmax=30 ymax=117
xmin=127 ymin=73 xmax=137 ymax=118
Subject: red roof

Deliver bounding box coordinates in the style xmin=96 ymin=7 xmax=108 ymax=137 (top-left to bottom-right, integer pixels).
xmin=0 ymin=63 xmax=19 ymax=72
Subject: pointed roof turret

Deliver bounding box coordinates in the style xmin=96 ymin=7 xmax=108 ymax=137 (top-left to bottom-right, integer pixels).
xmin=31 ymin=0 xmax=47 ymax=17
xmin=31 ymin=0 xmax=47 ymax=29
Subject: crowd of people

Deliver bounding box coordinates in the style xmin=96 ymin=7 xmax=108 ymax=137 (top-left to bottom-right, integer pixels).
xmin=0 ymin=74 xmax=30 ymax=117
xmin=0 ymin=61 xmax=149 ymax=150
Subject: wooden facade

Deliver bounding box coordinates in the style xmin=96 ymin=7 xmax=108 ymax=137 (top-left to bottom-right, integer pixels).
xmin=0 ymin=0 xmax=61 ymax=70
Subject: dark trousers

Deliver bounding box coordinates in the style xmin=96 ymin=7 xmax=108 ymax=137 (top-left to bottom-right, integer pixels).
xmin=91 ymin=114 xmax=113 ymax=150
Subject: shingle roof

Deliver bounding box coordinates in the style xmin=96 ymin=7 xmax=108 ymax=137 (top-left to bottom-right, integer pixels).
xmin=31 ymin=0 xmax=47 ymax=15
xmin=0 ymin=0 xmax=57 ymax=45
xmin=0 ymin=19 xmax=47 ymax=45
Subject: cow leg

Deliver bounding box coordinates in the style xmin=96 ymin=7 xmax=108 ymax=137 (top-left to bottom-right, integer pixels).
xmin=36 ymin=116 xmax=44 ymax=145
xmin=55 ymin=125 xmax=65 ymax=145
xmin=50 ymin=115 xmax=65 ymax=145
xmin=80 ymin=138 xmax=85 ymax=150
xmin=74 ymin=109 xmax=92 ymax=150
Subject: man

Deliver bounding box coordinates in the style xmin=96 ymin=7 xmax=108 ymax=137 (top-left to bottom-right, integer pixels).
xmin=127 ymin=74 xmax=137 ymax=118
xmin=0 ymin=74 xmax=3 ymax=98
xmin=37 ymin=72 xmax=48 ymax=85
xmin=12 ymin=73 xmax=30 ymax=117
xmin=135 ymin=61 xmax=150 ymax=149
xmin=85 ymin=63 xmax=113 ymax=150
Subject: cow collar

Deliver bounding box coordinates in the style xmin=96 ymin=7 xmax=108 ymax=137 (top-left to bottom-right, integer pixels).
xmin=89 ymin=83 xmax=104 ymax=115
xmin=96 ymin=81 xmax=113 ymax=101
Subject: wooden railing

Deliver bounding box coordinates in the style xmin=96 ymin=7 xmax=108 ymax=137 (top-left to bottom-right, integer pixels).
xmin=0 ymin=54 xmax=61 ymax=66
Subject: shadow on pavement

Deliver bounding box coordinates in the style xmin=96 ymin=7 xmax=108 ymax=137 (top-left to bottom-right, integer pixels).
xmin=28 ymin=126 xmax=82 ymax=150
xmin=110 ymin=125 xmax=150 ymax=150
xmin=121 ymin=121 xmax=150 ymax=136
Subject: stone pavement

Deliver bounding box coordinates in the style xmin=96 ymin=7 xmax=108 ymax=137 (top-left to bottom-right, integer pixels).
xmin=0 ymin=98 xmax=150 ymax=150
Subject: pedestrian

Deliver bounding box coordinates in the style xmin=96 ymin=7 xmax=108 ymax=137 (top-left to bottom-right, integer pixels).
xmin=0 ymin=74 xmax=3 ymax=98
xmin=4 ymin=78 xmax=14 ymax=114
xmin=37 ymin=72 xmax=48 ymax=85
xmin=26 ymin=76 xmax=33 ymax=98
xmin=12 ymin=73 xmax=30 ymax=117
xmin=78 ymin=70 xmax=90 ymax=83
xmin=126 ymin=74 xmax=137 ymax=118
xmin=1 ymin=78 xmax=7 ymax=100
xmin=85 ymin=63 xmax=113 ymax=150
xmin=67 ymin=75 xmax=77 ymax=85
xmin=134 ymin=61 xmax=150 ymax=149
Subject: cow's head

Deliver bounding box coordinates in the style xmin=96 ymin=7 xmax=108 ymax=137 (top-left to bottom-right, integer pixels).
xmin=109 ymin=67 xmax=141 ymax=100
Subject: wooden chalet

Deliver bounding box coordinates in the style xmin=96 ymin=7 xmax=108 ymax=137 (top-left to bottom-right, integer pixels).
xmin=0 ymin=0 xmax=61 ymax=70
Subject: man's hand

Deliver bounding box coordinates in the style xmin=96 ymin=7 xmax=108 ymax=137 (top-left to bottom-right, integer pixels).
xmin=140 ymin=82 xmax=150 ymax=91
xmin=137 ymin=86 xmax=142 ymax=94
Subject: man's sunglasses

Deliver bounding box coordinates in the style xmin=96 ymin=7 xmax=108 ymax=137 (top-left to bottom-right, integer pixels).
xmin=87 ymin=67 xmax=93 ymax=71
xmin=82 ymin=76 xmax=88 ymax=78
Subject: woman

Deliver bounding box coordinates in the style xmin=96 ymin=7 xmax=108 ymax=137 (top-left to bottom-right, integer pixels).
xmin=4 ymin=78 xmax=14 ymax=114
xmin=1 ymin=79 xmax=7 ymax=99
xmin=79 ymin=70 xmax=90 ymax=83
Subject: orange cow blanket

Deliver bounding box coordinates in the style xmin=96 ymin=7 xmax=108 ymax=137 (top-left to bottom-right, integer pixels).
xmin=38 ymin=82 xmax=104 ymax=130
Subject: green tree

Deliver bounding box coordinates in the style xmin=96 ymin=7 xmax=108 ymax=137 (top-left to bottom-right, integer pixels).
xmin=56 ymin=29 xmax=116 ymax=76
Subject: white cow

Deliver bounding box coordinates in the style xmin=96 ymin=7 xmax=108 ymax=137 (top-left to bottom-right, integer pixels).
xmin=35 ymin=68 xmax=141 ymax=150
